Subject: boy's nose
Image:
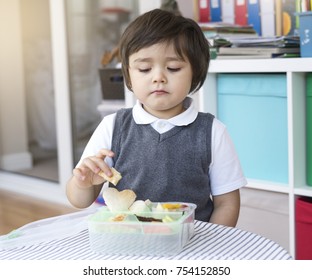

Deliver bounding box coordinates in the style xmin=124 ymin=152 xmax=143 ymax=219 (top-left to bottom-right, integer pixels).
xmin=153 ymin=71 xmax=167 ymax=84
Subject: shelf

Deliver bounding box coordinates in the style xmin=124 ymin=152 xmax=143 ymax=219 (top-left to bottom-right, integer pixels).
xmin=209 ymin=58 xmax=312 ymax=73
xmin=246 ymin=179 xmax=290 ymax=194
xmin=294 ymin=186 xmax=312 ymax=197
xmin=201 ymin=57 xmax=312 ymax=258
xmin=247 ymin=182 xmax=312 ymax=197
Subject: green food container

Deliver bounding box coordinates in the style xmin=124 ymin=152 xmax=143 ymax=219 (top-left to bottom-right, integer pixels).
xmin=307 ymin=73 xmax=312 ymax=186
xmin=88 ymin=203 xmax=196 ymax=256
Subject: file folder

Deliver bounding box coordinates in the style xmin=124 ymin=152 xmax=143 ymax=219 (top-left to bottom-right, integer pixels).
xmin=221 ymin=0 xmax=235 ymax=23
xmin=275 ymin=0 xmax=283 ymax=35
xmin=210 ymin=0 xmax=222 ymax=21
xmin=296 ymin=0 xmax=301 ymax=29
xmin=247 ymin=0 xmax=261 ymax=35
xmin=282 ymin=0 xmax=297 ymax=35
xmin=198 ymin=0 xmax=211 ymax=22
xmin=235 ymin=0 xmax=248 ymax=25
xmin=296 ymin=0 xmax=310 ymax=28
xmin=260 ymin=0 xmax=275 ymax=36
xmin=299 ymin=0 xmax=310 ymax=11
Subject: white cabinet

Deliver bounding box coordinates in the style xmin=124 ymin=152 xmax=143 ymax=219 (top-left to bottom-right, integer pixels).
xmin=199 ymin=57 xmax=312 ymax=257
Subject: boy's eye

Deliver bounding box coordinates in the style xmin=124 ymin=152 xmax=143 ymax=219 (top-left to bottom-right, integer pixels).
xmin=138 ymin=68 xmax=150 ymax=73
xmin=167 ymin=67 xmax=181 ymax=72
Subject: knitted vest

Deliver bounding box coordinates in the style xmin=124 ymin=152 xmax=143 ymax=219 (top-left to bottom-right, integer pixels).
xmin=110 ymin=108 xmax=214 ymax=221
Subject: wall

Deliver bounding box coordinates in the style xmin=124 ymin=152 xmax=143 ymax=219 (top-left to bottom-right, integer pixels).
xmin=138 ymin=0 xmax=196 ymax=18
xmin=20 ymin=0 xmax=57 ymax=151
xmin=237 ymin=188 xmax=289 ymax=251
xmin=0 ymin=0 xmax=32 ymax=171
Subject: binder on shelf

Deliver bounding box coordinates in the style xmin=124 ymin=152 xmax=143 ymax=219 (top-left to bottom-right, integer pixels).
xmin=198 ymin=0 xmax=211 ymax=22
xmin=235 ymin=0 xmax=248 ymax=25
xmin=299 ymin=0 xmax=310 ymax=12
xmin=295 ymin=0 xmax=311 ymax=28
xmin=260 ymin=0 xmax=275 ymax=36
xmin=296 ymin=0 xmax=302 ymax=30
xmin=221 ymin=0 xmax=235 ymax=23
xmin=282 ymin=0 xmax=297 ymax=35
xmin=210 ymin=0 xmax=222 ymax=21
xmin=247 ymin=0 xmax=261 ymax=35
xmin=275 ymin=0 xmax=283 ymax=35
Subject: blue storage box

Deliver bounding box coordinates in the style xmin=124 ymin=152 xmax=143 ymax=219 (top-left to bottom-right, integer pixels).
xmin=298 ymin=12 xmax=312 ymax=57
xmin=217 ymin=74 xmax=288 ymax=183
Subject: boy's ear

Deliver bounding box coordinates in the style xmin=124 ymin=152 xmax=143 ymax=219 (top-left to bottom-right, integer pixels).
xmin=126 ymin=82 xmax=132 ymax=91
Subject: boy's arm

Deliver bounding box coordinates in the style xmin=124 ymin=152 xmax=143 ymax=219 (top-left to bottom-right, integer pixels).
xmin=209 ymin=189 xmax=241 ymax=227
xmin=66 ymin=176 xmax=103 ymax=209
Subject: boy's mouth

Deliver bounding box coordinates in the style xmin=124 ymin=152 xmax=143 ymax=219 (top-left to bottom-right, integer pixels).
xmin=152 ymin=90 xmax=168 ymax=95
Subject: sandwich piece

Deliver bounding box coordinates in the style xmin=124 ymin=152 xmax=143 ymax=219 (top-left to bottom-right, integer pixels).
xmin=98 ymin=167 xmax=122 ymax=186
xmin=102 ymin=187 xmax=136 ymax=212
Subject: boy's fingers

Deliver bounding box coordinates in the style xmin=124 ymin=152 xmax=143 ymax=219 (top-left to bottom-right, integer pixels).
xmin=80 ymin=157 xmax=113 ymax=178
xmin=79 ymin=157 xmax=98 ymax=173
xmin=96 ymin=149 xmax=114 ymax=159
xmin=73 ymin=167 xmax=86 ymax=181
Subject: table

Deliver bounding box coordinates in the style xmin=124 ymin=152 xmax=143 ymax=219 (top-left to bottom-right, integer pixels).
xmin=0 ymin=208 xmax=293 ymax=260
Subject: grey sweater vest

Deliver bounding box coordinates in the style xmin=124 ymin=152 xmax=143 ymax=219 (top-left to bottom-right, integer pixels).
xmin=110 ymin=108 xmax=214 ymax=222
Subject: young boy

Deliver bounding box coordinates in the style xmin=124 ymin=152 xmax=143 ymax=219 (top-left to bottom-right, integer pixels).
xmin=66 ymin=9 xmax=247 ymax=227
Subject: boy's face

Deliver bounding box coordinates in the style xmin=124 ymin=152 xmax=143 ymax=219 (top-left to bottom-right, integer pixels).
xmin=128 ymin=42 xmax=193 ymax=119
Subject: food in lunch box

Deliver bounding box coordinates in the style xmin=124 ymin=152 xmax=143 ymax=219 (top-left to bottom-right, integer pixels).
xmin=101 ymin=187 xmax=189 ymax=223
xmin=108 ymin=214 xmax=127 ymax=222
xmin=129 ymin=199 xmax=152 ymax=214
xmin=98 ymin=167 xmax=122 ymax=186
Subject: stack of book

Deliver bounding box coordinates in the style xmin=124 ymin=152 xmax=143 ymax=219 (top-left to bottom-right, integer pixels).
xmin=196 ymin=0 xmax=312 ymax=37
xmin=199 ymin=22 xmax=259 ymax=58
xmin=216 ymin=35 xmax=300 ymax=59
xmin=200 ymin=22 xmax=258 ymax=40
xmin=199 ymin=22 xmax=258 ymax=50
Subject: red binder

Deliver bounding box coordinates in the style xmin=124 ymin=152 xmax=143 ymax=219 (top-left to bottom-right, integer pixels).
xmin=296 ymin=197 xmax=312 ymax=260
xmin=198 ymin=0 xmax=211 ymax=22
xmin=235 ymin=0 xmax=248 ymax=26
xmin=300 ymin=0 xmax=310 ymax=11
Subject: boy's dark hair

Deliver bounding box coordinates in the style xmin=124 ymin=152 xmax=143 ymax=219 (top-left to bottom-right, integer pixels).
xmin=119 ymin=9 xmax=210 ymax=93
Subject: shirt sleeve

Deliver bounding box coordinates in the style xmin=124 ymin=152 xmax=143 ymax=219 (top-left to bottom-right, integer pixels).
xmin=76 ymin=113 xmax=116 ymax=167
xmin=209 ymin=118 xmax=247 ymax=196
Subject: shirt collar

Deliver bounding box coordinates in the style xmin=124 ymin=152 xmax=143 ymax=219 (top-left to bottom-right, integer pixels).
xmin=132 ymin=97 xmax=198 ymax=126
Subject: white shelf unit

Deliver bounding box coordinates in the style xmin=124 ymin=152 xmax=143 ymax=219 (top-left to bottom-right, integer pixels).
xmin=199 ymin=57 xmax=312 ymax=258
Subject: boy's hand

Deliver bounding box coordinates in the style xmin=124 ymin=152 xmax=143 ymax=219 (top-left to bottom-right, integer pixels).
xmin=72 ymin=149 xmax=115 ymax=188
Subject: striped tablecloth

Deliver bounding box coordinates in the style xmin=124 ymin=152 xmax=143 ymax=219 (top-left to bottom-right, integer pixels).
xmin=0 ymin=211 xmax=292 ymax=260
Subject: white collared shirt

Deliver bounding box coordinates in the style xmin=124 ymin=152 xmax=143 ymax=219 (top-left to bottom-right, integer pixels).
xmin=132 ymin=97 xmax=197 ymax=134
xmin=78 ymin=97 xmax=247 ymax=196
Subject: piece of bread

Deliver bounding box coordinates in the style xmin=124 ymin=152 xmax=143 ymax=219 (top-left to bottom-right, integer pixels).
xmin=98 ymin=167 xmax=122 ymax=186
xmin=102 ymin=187 xmax=136 ymax=212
